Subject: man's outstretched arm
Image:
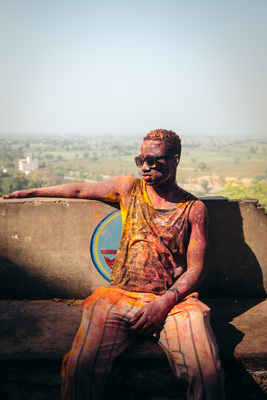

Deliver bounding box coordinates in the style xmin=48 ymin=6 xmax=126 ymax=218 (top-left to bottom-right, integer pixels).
xmin=3 ymin=176 xmax=136 ymax=204
xmin=129 ymin=200 xmax=208 ymax=336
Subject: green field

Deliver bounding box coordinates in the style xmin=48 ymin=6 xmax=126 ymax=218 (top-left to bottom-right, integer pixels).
xmin=1 ymin=134 xmax=266 ymax=203
xmin=25 ymin=135 xmax=267 ymax=181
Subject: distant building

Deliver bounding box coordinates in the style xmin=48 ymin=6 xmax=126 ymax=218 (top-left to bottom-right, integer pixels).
xmin=18 ymin=157 xmax=38 ymax=175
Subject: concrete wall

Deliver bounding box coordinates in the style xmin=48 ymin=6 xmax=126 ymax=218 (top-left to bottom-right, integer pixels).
xmin=0 ymin=197 xmax=266 ymax=300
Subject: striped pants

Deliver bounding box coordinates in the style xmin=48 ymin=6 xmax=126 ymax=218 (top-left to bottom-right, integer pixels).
xmin=61 ymin=287 xmax=225 ymax=400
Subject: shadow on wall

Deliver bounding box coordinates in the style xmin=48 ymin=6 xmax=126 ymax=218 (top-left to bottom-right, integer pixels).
xmin=199 ymin=199 xmax=267 ymax=400
xmin=199 ymin=199 xmax=266 ymax=299
xmin=0 ymin=256 xmax=64 ymax=300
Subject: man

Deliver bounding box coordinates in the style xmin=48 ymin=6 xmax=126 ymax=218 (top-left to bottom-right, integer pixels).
xmin=4 ymin=129 xmax=225 ymax=400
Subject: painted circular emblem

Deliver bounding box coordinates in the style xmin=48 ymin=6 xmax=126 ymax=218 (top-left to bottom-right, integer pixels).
xmin=90 ymin=210 xmax=122 ymax=281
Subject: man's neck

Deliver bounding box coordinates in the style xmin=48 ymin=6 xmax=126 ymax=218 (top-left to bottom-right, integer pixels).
xmin=145 ymin=181 xmax=182 ymax=209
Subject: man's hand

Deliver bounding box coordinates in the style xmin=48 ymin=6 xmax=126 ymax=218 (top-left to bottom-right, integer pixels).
xmin=3 ymin=190 xmax=33 ymax=199
xmin=129 ymin=295 xmax=175 ymax=336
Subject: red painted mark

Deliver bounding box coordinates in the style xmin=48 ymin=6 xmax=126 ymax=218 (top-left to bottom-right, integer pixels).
xmin=100 ymin=250 xmax=117 ymax=269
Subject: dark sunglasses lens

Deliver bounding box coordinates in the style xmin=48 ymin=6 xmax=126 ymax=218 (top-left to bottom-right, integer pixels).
xmin=146 ymin=156 xmax=156 ymax=167
xmin=135 ymin=156 xmax=143 ymax=167
xmin=135 ymin=155 xmax=158 ymax=168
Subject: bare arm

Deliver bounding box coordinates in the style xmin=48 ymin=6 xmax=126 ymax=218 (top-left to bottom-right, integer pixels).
xmin=2 ymin=176 xmax=136 ymax=205
xmin=130 ymin=200 xmax=208 ymax=335
xmin=169 ymin=200 xmax=208 ymax=298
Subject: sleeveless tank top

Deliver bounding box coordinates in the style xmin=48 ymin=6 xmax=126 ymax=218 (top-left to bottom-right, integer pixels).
xmin=110 ymin=179 xmax=197 ymax=294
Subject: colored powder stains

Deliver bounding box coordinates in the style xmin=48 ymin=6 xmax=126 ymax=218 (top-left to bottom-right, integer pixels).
xmin=111 ymin=179 xmax=195 ymax=294
xmin=91 ymin=202 xmax=105 ymax=220
xmin=189 ymin=239 xmax=197 ymax=247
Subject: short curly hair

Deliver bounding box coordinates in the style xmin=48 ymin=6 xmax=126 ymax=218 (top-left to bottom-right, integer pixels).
xmin=143 ymin=129 xmax=181 ymax=158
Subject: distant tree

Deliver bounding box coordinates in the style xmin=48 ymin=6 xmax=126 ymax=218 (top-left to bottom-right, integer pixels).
xmin=0 ymin=171 xmax=9 ymax=178
xmin=29 ymin=178 xmax=45 ymax=188
xmin=4 ymin=162 xmax=15 ymax=171
xmin=218 ymin=176 xmax=226 ymax=185
xmin=0 ymin=174 xmax=30 ymax=194
xmin=198 ymin=162 xmax=207 ymax=170
xmin=17 ymin=146 xmax=25 ymax=159
xmin=28 ymin=169 xmax=64 ymax=187
xmin=254 ymin=175 xmax=265 ymax=181
xmin=195 ymin=191 xmax=205 ymax=197
xmin=215 ymin=181 xmax=267 ymax=212
xmin=200 ymin=179 xmax=209 ymax=191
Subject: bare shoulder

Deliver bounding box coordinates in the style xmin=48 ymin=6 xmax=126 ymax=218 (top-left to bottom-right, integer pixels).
xmin=178 ymin=187 xmax=207 ymax=220
xmin=113 ymin=176 xmax=136 ymax=195
xmin=109 ymin=176 xmax=136 ymax=209
xmin=189 ymin=199 xmax=208 ymax=225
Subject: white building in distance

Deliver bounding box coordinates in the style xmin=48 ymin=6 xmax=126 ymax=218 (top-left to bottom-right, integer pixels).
xmin=18 ymin=157 xmax=38 ymax=175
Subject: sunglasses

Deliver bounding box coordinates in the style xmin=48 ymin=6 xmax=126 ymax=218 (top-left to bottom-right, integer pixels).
xmin=135 ymin=155 xmax=173 ymax=168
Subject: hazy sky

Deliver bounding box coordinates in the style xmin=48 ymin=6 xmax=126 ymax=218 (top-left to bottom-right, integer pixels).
xmin=1 ymin=0 xmax=266 ymax=137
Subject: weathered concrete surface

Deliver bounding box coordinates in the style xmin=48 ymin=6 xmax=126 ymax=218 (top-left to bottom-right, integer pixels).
xmin=0 ymin=299 xmax=267 ymax=400
xmin=0 ymin=198 xmax=115 ymax=299
xmin=0 ymin=197 xmax=266 ymax=300
xmin=1 ymin=299 xmax=266 ymax=362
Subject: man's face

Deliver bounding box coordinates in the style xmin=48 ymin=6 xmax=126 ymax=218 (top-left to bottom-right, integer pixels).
xmin=138 ymin=140 xmax=177 ymax=187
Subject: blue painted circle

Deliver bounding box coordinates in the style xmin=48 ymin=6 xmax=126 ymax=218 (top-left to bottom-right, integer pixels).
xmin=90 ymin=210 xmax=122 ymax=281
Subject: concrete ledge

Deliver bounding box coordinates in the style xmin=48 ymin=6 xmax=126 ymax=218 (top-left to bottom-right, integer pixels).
xmin=0 ymin=298 xmax=267 ymax=400
xmin=1 ymin=299 xmax=266 ymax=362
xmin=0 ymin=197 xmax=266 ymax=299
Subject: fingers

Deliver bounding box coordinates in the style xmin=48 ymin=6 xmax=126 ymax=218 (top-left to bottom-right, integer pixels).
xmin=130 ymin=316 xmax=146 ymax=332
xmin=129 ymin=301 xmax=165 ymax=336
xmin=3 ymin=191 xmax=26 ymax=199
xmin=129 ymin=310 xmax=145 ymax=330
xmin=3 ymin=193 xmax=17 ymax=199
xmin=137 ymin=324 xmax=155 ymax=336
xmin=130 ymin=319 xmax=156 ymax=336
xmin=129 ymin=309 xmax=142 ymax=324
xmin=129 ymin=313 xmax=157 ymax=336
